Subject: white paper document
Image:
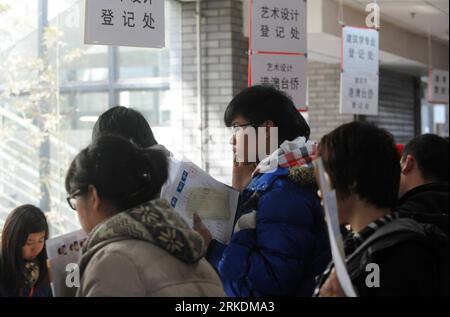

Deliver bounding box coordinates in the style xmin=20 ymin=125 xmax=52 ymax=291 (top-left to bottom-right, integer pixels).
xmin=46 ymin=229 xmax=88 ymax=297
xmin=314 ymin=158 xmax=357 ymax=297
xmin=161 ymin=158 xmax=239 ymax=244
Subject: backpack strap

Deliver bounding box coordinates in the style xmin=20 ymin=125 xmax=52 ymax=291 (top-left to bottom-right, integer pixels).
xmin=346 ymin=218 xmax=449 ymax=296
xmin=346 ymin=218 xmax=426 ymax=278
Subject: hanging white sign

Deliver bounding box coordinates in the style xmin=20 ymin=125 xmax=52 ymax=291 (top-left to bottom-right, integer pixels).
xmin=428 ymin=69 xmax=449 ymax=104
xmin=251 ymin=0 xmax=307 ymax=54
xmin=341 ymin=26 xmax=379 ymax=115
xmin=84 ymin=0 xmax=165 ymax=48
xmin=251 ymin=53 xmax=307 ymax=110
xmin=340 ymin=71 xmax=379 ymax=116
xmin=342 ymin=26 xmax=379 ymax=73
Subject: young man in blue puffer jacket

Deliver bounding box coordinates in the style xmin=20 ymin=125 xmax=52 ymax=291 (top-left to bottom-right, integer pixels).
xmin=194 ymin=86 xmax=331 ymax=297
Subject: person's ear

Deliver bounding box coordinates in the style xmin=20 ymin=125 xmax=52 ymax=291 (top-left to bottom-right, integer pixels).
xmin=401 ymin=155 xmax=415 ymax=175
xmin=87 ymin=185 xmax=101 ymax=212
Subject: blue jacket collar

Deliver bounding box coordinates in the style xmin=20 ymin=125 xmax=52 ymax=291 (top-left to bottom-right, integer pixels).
xmin=246 ymin=167 xmax=290 ymax=193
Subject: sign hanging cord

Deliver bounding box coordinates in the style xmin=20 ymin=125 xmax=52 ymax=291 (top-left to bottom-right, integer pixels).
xmin=338 ymin=0 xmax=345 ymax=26
xmin=427 ymin=24 xmax=433 ymax=70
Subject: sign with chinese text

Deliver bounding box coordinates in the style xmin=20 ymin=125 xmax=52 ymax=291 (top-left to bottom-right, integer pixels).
xmin=341 ymin=71 xmax=379 ymax=115
xmin=251 ymin=53 xmax=307 ymax=110
xmin=340 ymin=26 xmax=379 ymax=115
xmin=84 ymin=0 xmax=165 ymax=48
xmin=428 ymin=69 xmax=449 ymax=104
xmin=251 ymin=0 xmax=307 ymax=54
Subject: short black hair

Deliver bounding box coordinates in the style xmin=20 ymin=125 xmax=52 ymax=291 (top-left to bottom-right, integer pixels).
xmin=224 ymin=85 xmax=310 ymax=144
xmin=92 ymin=106 xmax=158 ymax=147
xmin=319 ymin=122 xmax=401 ymax=209
xmin=66 ymin=134 xmax=168 ymax=212
xmin=402 ymin=134 xmax=449 ymax=182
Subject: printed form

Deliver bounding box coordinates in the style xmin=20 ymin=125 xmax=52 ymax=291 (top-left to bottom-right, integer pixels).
xmin=161 ymin=158 xmax=239 ymax=244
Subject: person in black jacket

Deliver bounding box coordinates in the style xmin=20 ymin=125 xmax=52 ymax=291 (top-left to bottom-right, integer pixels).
xmin=314 ymin=122 xmax=448 ymax=297
xmin=396 ymin=134 xmax=449 ymax=235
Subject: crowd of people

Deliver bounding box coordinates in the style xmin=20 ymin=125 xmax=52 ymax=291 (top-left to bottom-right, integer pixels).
xmin=0 ymin=85 xmax=448 ymax=297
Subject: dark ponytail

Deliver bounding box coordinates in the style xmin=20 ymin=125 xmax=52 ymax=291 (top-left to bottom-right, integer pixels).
xmin=65 ymin=134 xmax=168 ymax=212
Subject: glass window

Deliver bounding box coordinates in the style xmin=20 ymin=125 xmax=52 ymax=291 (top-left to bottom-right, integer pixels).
xmin=119 ymin=47 xmax=170 ymax=79
xmin=421 ymin=103 xmax=449 ymax=137
xmin=47 ymin=0 xmax=109 ymax=83
xmin=60 ymin=46 xmax=109 ymax=83
xmin=0 ymin=0 xmax=182 ymax=236
xmin=60 ymin=92 xmax=109 ymax=130
xmin=119 ymin=90 xmax=172 ymax=127
xmin=421 ymin=82 xmax=449 ymax=137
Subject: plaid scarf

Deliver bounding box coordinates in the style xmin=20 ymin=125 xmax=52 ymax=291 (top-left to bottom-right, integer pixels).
xmin=253 ymin=136 xmax=318 ymax=176
xmin=23 ymin=261 xmax=40 ymax=288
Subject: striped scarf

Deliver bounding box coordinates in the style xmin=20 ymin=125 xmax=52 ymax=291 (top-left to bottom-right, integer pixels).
xmin=313 ymin=212 xmax=399 ymax=297
xmin=344 ymin=212 xmax=400 ymax=254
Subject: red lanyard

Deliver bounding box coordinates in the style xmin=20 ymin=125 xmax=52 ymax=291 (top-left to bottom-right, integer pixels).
xmin=20 ymin=287 xmax=35 ymax=297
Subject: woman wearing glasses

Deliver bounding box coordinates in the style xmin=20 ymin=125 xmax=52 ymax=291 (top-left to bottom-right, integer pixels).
xmin=194 ymin=85 xmax=331 ymax=297
xmin=65 ymin=134 xmax=225 ymax=297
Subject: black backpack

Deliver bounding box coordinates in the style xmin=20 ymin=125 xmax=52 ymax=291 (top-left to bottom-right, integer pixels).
xmin=346 ymin=218 xmax=449 ymax=297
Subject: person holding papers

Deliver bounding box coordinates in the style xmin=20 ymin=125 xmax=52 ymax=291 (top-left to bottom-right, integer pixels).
xmin=194 ymin=86 xmax=331 ymax=297
xmin=314 ymin=122 xmax=448 ymax=297
xmin=65 ymin=134 xmax=225 ymax=297
xmin=0 ymin=205 xmax=52 ymax=297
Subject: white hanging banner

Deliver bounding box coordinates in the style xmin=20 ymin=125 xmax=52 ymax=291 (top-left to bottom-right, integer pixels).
xmin=251 ymin=0 xmax=307 ymax=54
xmin=250 ymin=53 xmax=307 ymax=110
xmin=84 ymin=0 xmax=165 ymax=48
xmin=341 ymin=26 xmax=379 ymax=73
xmin=428 ymin=69 xmax=449 ymax=104
xmin=340 ymin=71 xmax=379 ymax=115
xmin=340 ymin=26 xmax=379 ymax=115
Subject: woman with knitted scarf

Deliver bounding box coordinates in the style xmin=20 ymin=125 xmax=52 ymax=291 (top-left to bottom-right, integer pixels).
xmin=65 ymin=134 xmax=224 ymax=297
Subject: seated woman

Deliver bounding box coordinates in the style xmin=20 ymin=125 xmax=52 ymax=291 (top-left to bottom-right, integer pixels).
xmin=65 ymin=134 xmax=225 ymax=297
xmin=0 ymin=205 xmax=52 ymax=297
xmin=194 ymin=86 xmax=331 ymax=297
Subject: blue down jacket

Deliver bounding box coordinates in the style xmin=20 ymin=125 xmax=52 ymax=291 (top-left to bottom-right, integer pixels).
xmin=207 ymin=166 xmax=331 ymax=297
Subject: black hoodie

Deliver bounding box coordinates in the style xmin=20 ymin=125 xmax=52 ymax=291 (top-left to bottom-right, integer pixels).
xmin=395 ymin=182 xmax=449 ymax=235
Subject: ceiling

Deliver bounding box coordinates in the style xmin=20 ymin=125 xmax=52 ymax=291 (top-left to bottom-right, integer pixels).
xmin=343 ymin=0 xmax=449 ymax=43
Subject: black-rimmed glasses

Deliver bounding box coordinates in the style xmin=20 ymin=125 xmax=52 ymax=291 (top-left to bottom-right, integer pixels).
xmin=231 ymin=122 xmax=259 ymax=134
xmin=66 ymin=189 xmax=83 ymax=211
